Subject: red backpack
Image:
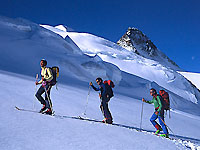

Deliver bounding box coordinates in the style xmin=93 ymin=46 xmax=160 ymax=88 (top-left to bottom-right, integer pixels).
xmin=103 ymin=80 xmax=115 ymax=98
xmin=104 ymin=80 xmax=115 ymax=88
xmin=159 ymin=90 xmax=170 ymax=110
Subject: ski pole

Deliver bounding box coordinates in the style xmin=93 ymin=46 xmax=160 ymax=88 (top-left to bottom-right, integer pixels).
xmin=139 ymin=101 xmax=144 ymax=131
xmin=34 ymin=74 xmax=38 ymax=110
xmin=83 ymin=85 xmax=91 ymax=117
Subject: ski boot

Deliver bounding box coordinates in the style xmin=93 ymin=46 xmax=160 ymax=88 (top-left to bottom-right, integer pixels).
xmin=155 ymin=128 xmax=163 ymax=135
xmin=39 ymin=104 xmax=47 ymax=113
xmin=102 ymin=118 xmax=112 ymax=124
xmin=43 ymin=108 xmax=53 ymax=115
xmin=102 ymin=118 xmax=107 ymax=123
xmin=106 ymin=119 xmax=113 ymax=124
xmin=160 ymin=134 xmax=169 ymax=138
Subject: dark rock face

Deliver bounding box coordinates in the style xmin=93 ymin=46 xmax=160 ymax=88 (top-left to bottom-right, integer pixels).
xmin=117 ymin=27 xmax=179 ymax=70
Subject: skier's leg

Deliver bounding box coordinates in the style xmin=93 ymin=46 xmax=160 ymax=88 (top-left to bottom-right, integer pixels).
xmin=101 ymin=98 xmax=112 ymax=123
xmin=100 ymin=101 xmax=107 ymax=119
xmin=43 ymin=85 xmax=53 ymax=115
xmin=44 ymin=85 xmax=52 ymax=109
xmin=158 ymin=112 xmax=169 ymax=135
xmin=105 ymin=97 xmax=112 ymax=120
xmin=105 ymin=102 xmax=112 ymax=123
xmin=150 ymin=113 xmax=161 ymax=130
xmin=100 ymin=103 xmax=104 ymax=116
xmin=35 ymin=85 xmax=45 ymax=105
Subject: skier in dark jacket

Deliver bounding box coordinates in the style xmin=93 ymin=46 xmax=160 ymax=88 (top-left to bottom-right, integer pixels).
xmin=90 ymin=77 xmax=113 ymax=124
xmin=142 ymin=88 xmax=169 ymax=137
xmin=35 ymin=59 xmax=53 ymax=115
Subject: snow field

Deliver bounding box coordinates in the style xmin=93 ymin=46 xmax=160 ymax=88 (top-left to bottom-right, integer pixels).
xmin=0 ymin=71 xmax=200 ymax=150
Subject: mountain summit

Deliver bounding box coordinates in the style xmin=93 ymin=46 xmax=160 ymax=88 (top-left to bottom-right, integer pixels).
xmin=117 ymin=27 xmax=179 ymax=70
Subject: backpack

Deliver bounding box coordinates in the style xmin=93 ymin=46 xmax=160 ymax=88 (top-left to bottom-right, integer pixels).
xmin=103 ymin=80 xmax=115 ymax=98
xmin=46 ymin=66 xmax=59 ymax=86
xmin=159 ymin=90 xmax=170 ymax=111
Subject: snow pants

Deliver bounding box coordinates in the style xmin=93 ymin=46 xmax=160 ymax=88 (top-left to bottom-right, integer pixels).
xmin=100 ymin=97 xmax=112 ymax=120
xmin=150 ymin=110 xmax=168 ymax=135
xmin=35 ymin=84 xmax=52 ymax=109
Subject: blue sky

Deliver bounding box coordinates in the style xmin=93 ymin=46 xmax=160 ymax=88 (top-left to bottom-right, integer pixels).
xmin=1 ymin=0 xmax=200 ymax=72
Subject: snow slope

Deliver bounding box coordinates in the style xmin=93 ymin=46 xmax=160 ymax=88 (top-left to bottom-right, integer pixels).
xmin=1 ymin=71 xmax=200 ymax=150
xmin=41 ymin=25 xmax=200 ymax=106
xmin=0 ymin=16 xmax=122 ymax=83
xmin=0 ymin=16 xmax=200 ymax=150
xmin=179 ymin=72 xmax=200 ymax=91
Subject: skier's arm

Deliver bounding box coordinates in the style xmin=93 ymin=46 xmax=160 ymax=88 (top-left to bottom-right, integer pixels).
xmin=156 ymin=96 xmax=162 ymax=112
xmin=146 ymin=100 xmax=153 ymax=104
xmin=143 ymin=98 xmax=153 ymax=104
xmin=91 ymin=84 xmax=100 ymax=91
xmin=44 ymin=68 xmax=53 ymax=82
xmin=142 ymin=98 xmax=153 ymax=104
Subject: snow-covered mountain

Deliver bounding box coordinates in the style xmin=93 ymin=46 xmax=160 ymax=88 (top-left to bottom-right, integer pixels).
xmin=41 ymin=24 xmax=200 ymax=107
xmin=117 ymin=27 xmax=179 ymax=70
xmin=1 ymin=16 xmax=200 ymax=150
xmin=0 ymin=16 xmax=122 ymax=84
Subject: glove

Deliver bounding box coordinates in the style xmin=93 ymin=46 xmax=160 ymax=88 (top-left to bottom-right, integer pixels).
xmin=89 ymin=82 xmax=93 ymax=86
xmin=142 ymin=98 xmax=146 ymax=102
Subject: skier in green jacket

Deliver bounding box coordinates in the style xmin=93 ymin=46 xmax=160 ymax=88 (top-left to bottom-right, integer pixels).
xmin=142 ymin=88 xmax=169 ymax=137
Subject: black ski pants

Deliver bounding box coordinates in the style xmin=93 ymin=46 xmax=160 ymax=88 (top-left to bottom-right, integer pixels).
xmin=100 ymin=97 xmax=112 ymax=120
xmin=35 ymin=84 xmax=52 ymax=109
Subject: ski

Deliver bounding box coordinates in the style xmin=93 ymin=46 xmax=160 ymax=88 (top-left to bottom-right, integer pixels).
xmin=15 ymin=106 xmax=188 ymax=144
xmin=155 ymin=133 xmax=177 ymax=140
xmin=69 ymin=116 xmax=109 ymax=124
xmin=14 ymin=106 xmax=159 ymax=132
xmin=55 ymin=115 xmax=107 ymax=124
xmin=58 ymin=115 xmax=142 ymax=129
xmin=15 ymin=106 xmax=40 ymax=113
xmin=15 ymin=106 xmax=55 ymax=116
xmin=53 ymin=114 xmax=191 ymax=144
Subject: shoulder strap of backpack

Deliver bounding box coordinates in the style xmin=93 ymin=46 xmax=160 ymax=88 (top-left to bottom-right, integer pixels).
xmin=45 ymin=67 xmax=49 ymax=77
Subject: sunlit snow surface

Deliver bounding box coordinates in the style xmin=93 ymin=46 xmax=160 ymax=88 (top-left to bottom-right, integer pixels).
xmin=41 ymin=24 xmax=200 ymax=105
xmin=179 ymin=71 xmax=200 ymax=90
xmin=0 ymin=71 xmax=200 ymax=150
xmin=0 ymin=17 xmax=200 ymax=149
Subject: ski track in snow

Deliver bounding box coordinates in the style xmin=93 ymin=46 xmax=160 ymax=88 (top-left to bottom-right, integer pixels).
xmin=0 ymin=71 xmax=200 ymax=150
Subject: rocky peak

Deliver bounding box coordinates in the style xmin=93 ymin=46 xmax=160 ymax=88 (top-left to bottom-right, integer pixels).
xmin=117 ymin=27 xmax=179 ymax=70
